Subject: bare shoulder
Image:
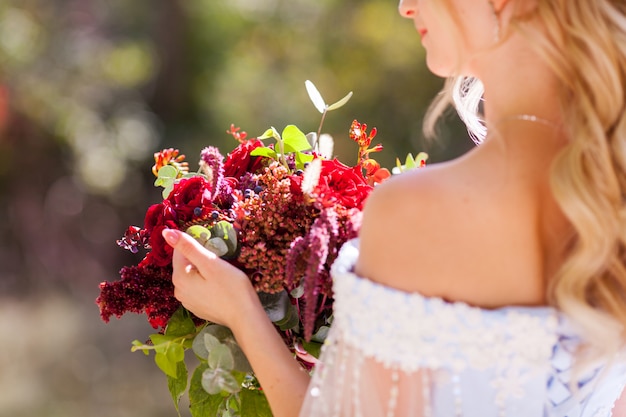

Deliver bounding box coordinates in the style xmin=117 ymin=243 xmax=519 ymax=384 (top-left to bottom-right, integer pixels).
xmin=354 ymin=143 xmax=547 ymax=308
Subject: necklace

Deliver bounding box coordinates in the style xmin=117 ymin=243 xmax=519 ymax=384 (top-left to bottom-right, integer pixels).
xmin=491 ymin=114 xmax=561 ymax=130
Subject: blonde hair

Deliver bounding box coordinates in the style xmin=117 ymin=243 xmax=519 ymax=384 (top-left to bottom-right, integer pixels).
xmin=427 ymin=0 xmax=626 ymax=354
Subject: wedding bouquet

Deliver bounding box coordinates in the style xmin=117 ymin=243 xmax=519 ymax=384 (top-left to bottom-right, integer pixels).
xmin=96 ymin=81 xmax=426 ymax=417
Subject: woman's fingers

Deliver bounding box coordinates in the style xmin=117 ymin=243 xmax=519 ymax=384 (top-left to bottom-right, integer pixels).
xmin=163 ymin=229 xmax=216 ymax=274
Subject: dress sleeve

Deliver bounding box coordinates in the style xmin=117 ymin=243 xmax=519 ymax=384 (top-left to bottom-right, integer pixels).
xmin=300 ymin=328 xmax=431 ymax=417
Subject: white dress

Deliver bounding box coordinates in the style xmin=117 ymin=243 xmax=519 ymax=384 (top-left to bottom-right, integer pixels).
xmin=300 ymin=239 xmax=626 ymax=417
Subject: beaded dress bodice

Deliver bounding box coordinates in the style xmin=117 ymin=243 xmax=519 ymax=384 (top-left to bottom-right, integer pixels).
xmin=299 ymin=239 xmax=626 ymax=417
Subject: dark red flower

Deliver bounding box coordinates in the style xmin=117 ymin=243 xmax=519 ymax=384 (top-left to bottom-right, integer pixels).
xmin=96 ymin=264 xmax=178 ymax=330
xmin=314 ymin=158 xmax=373 ymax=210
xmin=223 ymin=139 xmax=265 ymax=178
xmin=167 ymin=176 xmax=213 ymax=221
xmin=142 ymin=176 xmax=214 ymax=267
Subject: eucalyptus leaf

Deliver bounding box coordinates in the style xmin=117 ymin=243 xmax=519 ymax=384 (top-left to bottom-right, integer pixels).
xmin=210 ymin=221 xmax=238 ymax=254
xmin=186 ymin=225 xmax=212 ymax=246
xmin=162 ymin=183 xmax=174 ymax=199
xmin=202 ymin=367 xmax=240 ymax=395
xmin=311 ymin=325 xmax=330 ymax=343
xmin=158 ymin=165 xmax=179 ymax=179
xmin=305 ymin=80 xmax=326 ymax=113
xmin=204 ymin=333 xmax=221 ymax=352
xmin=258 ymin=290 xmax=292 ymax=323
xmin=197 ymin=325 xmax=252 ymax=373
xmin=204 ymin=237 xmax=229 ymax=257
xmin=208 ymin=344 xmax=235 ymax=371
xmin=306 ymin=132 xmax=317 ymax=148
xmin=290 ymin=284 xmax=304 ymax=298
xmin=326 ymin=91 xmax=353 ymax=111
xmin=273 ymin=303 xmax=299 ymax=331
xmin=155 ymin=351 xmax=178 ymax=378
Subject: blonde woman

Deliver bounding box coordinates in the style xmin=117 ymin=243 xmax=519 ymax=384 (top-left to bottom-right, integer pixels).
xmin=162 ymin=0 xmax=626 ymax=415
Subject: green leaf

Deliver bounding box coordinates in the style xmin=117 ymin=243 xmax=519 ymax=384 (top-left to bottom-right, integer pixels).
xmin=150 ymin=333 xmax=175 ymax=353
xmin=162 ymin=182 xmax=174 ymax=199
xmin=311 ymin=325 xmax=330 ymax=343
xmin=326 ymin=91 xmax=353 ymax=111
xmin=194 ymin=325 xmax=252 ymax=373
xmin=204 ymin=333 xmax=221 ymax=352
xmin=257 ymin=127 xmax=280 ymax=140
xmin=204 ymin=238 xmax=229 ymax=257
xmin=305 ymin=80 xmax=326 ymax=114
xmin=190 ymin=364 xmax=224 ymax=417
xmin=250 ymin=147 xmax=277 ymax=160
xmin=240 ymin=389 xmax=273 ymax=417
xmin=258 ymin=290 xmax=299 ymax=330
xmin=167 ymin=343 xmax=185 ymax=363
xmin=167 ymin=360 xmax=188 ymax=416
xmin=282 ymin=125 xmax=312 ymax=153
xmin=202 ymin=367 xmax=240 ymax=395
xmin=131 ymin=339 xmax=151 ymax=355
xmin=294 ymin=151 xmax=315 ymax=171
xmin=155 ymin=351 xmax=178 ymax=378
xmin=405 ymin=153 xmax=416 ymax=169
xmin=209 ymin=344 xmax=235 ymax=371
xmin=301 ymin=340 xmax=323 ymax=359
xmin=158 ymin=165 xmax=179 ymax=180
xmin=165 ymin=307 xmax=198 ymax=337
xmin=186 ymin=225 xmax=212 ymax=246
xmin=210 ymin=221 xmax=238 ymax=255
xmin=274 ymin=307 xmax=299 ymax=331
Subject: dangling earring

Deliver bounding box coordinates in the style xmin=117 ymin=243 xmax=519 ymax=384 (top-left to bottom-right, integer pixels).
xmin=489 ymin=1 xmax=501 ymax=43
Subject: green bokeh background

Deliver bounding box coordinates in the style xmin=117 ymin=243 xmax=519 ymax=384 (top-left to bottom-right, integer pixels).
xmin=0 ymin=1 xmax=472 ymax=416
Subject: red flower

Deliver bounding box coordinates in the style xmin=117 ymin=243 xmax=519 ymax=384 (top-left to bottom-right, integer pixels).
xmin=167 ymin=176 xmax=213 ymax=221
xmin=223 ymin=139 xmax=265 ymax=178
xmin=142 ymin=176 xmax=214 ymax=267
xmin=314 ymin=158 xmax=373 ymax=210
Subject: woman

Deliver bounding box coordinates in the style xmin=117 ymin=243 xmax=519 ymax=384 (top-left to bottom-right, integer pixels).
xmin=162 ymin=0 xmax=626 ymax=415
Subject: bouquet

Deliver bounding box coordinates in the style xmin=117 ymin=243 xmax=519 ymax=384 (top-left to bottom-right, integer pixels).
xmin=96 ymin=81 xmax=426 ymax=417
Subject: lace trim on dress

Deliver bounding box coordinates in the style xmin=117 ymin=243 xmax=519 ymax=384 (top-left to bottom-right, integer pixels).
xmin=299 ymin=239 xmax=626 ymax=417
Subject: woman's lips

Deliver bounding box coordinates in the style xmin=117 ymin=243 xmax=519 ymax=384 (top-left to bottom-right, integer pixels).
xmin=418 ymin=28 xmax=428 ymax=37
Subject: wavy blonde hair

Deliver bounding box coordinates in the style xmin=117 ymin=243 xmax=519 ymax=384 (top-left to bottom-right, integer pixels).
xmin=426 ymin=0 xmax=626 ymax=354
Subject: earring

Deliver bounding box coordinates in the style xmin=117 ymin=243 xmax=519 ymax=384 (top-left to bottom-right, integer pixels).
xmin=489 ymin=2 xmax=501 ymax=43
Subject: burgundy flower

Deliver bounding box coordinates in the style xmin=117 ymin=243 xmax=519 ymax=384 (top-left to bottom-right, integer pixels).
xmin=167 ymin=176 xmax=213 ymax=221
xmin=314 ymin=158 xmax=372 ymax=210
xmin=142 ymin=176 xmax=214 ymax=267
xmin=97 ymin=264 xmax=178 ymax=330
xmin=223 ymin=139 xmax=265 ymax=178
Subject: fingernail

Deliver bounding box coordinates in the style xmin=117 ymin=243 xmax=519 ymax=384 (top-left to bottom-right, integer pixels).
xmin=162 ymin=229 xmax=179 ymax=245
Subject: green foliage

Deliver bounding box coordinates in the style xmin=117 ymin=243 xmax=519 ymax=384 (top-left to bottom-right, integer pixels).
xmin=253 ymin=124 xmax=312 ymax=169
xmin=392 ymin=152 xmax=429 ymax=174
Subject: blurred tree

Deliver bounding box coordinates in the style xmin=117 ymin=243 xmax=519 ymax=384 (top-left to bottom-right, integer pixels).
xmin=0 ymin=1 xmax=472 ymax=416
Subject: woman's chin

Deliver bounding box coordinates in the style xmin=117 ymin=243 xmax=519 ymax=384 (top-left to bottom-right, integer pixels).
xmin=424 ymin=57 xmax=454 ymax=78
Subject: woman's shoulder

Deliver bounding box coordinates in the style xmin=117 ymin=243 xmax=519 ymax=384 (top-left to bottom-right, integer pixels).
xmin=354 ymin=147 xmax=547 ymax=308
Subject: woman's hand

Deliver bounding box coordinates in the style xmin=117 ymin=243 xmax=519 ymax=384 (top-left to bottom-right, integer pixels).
xmin=162 ymin=228 xmax=258 ymax=330
xmin=162 ymin=228 xmax=310 ymax=417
